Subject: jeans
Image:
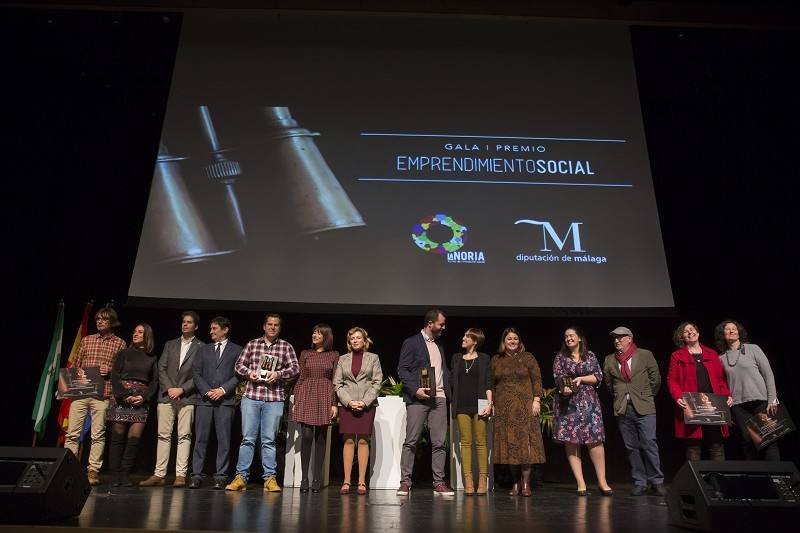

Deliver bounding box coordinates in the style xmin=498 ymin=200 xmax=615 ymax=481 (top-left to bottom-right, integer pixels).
xmin=236 ymin=397 xmax=284 ymax=481
xmin=617 ymin=403 xmax=664 ymax=486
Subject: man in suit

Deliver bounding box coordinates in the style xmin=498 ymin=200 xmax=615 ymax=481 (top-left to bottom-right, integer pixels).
xmin=397 ymin=308 xmax=454 ymax=496
xmin=603 ymin=326 xmax=666 ymax=496
xmin=189 ymin=316 xmax=242 ymax=489
xmin=140 ymin=311 xmax=204 ymax=487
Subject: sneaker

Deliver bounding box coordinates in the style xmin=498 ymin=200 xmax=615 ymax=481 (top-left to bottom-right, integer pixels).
xmin=650 ymin=483 xmax=668 ymax=496
xmin=140 ymin=475 xmax=166 ymax=487
xmin=396 ymin=482 xmax=410 ymax=496
xmin=433 ymin=483 xmax=455 ymax=495
xmin=225 ymin=474 xmax=248 ymax=491
xmin=264 ymin=475 xmax=282 ymax=492
xmin=631 ymin=485 xmax=648 ymax=496
xmin=87 ymin=469 xmax=100 ymax=486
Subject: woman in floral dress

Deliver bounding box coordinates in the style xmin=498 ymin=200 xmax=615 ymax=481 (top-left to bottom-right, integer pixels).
xmin=553 ymin=327 xmax=612 ymax=496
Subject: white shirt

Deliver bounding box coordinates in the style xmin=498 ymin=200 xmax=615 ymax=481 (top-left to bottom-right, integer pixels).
xmin=179 ymin=336 xmax=195 ymax=367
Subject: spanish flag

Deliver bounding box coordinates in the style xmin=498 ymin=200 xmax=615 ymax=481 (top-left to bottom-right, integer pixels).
xmin=56 ymin=302 xmax=93 ymax=445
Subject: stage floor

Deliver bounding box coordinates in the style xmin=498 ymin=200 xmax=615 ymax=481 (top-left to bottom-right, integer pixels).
xmin=3 ymin=480 xmax=678 ymax=533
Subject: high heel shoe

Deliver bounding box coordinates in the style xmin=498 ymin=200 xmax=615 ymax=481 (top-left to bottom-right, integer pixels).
xmin=520 ymin=482 xmax=532 ymax=497
xmin=509 ymin=483 xmax=519 ymax=496
xmin=576 ymin=489 xmax=589 ymax=496
xmin=599 ymin=487 xmax=613 ymax=497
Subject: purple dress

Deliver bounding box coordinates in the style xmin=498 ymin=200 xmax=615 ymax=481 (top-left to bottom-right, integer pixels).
xmin=552 ymin=351 xmax=606 ymax=444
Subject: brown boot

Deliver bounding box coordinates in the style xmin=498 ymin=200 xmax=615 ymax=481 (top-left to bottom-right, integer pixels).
xmin=476 ymin=474 xmax=489 ymax=495
xmin=139 ymin=475 xmax=166 ymax=487
xmin=87 ymin=469 xmax=100 ymax=486
xmin=464 ymin=474 xmax=474 ymax=495
xmin=173 ymin=476 xmax=187 ymax=488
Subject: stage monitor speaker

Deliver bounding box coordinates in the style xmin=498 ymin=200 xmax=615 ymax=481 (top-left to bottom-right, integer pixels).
xmin=667 ymin=460 xmax=800 ymax=532
xmin=0 ymin=447 xmax=90 ymax=523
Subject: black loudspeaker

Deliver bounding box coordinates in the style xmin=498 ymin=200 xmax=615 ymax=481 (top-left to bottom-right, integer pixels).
xmin=667 ymin=460 xmax=800 ymax=532
xmin=0 ymin=447 xmax=90 ymax=522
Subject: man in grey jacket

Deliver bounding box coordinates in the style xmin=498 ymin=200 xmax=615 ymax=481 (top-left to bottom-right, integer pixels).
xmin=140 ymin=311 xmax=204 ymax=487
xmin=603 ymin=326 xmax=666 ymax=496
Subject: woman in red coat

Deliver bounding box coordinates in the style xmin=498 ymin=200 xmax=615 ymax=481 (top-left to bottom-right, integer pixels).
xmin=667 ymin=322 xmax=733 ymax=461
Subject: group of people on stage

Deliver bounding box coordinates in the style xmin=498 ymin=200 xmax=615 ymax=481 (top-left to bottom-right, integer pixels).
xmin=63 ymin=307 xmax=781 ymax=497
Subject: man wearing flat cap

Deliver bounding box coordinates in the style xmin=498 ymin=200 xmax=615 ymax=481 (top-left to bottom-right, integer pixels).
xmin=603 ymin=327 xmax=666 ymax=496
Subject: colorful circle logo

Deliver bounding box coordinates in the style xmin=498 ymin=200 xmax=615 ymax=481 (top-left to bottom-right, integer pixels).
xmin=411 ymin=214 xmax=467 ymax=254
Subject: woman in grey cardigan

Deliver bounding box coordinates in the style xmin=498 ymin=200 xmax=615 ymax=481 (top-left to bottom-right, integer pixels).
xmin=333 ymin=327 xmax=383 ymax=494
xmin=715 ymin=319 xmax=780 ymax=461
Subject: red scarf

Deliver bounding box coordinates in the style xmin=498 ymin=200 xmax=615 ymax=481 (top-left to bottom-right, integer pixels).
xmin=614 ymin=343 xmax=637 ymax=381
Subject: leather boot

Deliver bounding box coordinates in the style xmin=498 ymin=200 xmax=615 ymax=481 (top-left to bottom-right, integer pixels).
xmin=476 ymin=474 xmax=489 ymax=495
xmin=120 ymin=437 xmax=140 ymax=487
xmin=108 ymin=432 xmax=126 ymax=487
xmin=463 ymin=474 xmax=474 ymax=495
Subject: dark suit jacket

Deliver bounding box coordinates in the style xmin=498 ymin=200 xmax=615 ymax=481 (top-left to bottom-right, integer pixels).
xmin=397 ymin=332 xmax=450 ymax=404
xmin=192 ymin=339 xmax=242 ymax=407
xmin=449 ymin=352 xmax=493 ymax=417
xmin=158 ymin=336 xmax=204 ymax=405
xmin=603 ymin=348 xmax=661 ymax=416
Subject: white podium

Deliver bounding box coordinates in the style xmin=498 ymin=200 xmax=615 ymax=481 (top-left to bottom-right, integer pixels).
xmin=283 ymin=395 xmax=333 ymax=488
xmin=369 ymin=396 xmax=407 ymax=489
xmin=449 ymin=408 xmax=494 ymax=491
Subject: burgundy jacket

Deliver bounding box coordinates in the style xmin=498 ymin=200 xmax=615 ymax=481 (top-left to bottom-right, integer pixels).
xmin=667 ymin=344 xmax=731 ymax=439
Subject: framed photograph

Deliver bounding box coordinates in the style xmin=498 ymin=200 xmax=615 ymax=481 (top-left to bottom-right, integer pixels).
xmin=56 ymin=367 xmax=102 ymax=400
xmin=745 ymin=404 xmax=795 ymax=451
xmin=682 ymin=392 xmax=731 ymax=425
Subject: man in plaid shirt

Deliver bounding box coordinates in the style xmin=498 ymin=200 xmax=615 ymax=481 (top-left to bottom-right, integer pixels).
xmin=226 ymin=313 xmax=299 ymax=492
xmin=64 ymin=307 xmax=127 ymax=486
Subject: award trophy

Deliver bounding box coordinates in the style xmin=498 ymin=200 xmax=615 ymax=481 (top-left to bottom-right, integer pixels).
xmin=419 ymin=366 xmax=436 ymax=397
xmin=259 ymin=354 xmax=280 ymax=381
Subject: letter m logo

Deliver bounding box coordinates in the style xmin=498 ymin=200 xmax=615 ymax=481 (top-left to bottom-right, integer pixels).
xmin=514 ymin=220 xmax=585 ymax=252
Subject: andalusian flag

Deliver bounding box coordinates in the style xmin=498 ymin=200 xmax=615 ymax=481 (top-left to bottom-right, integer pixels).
xmin=57 ymin=302 xmax=93 ymax=445
xmin=32 ymin=301 xmax=64 ymax=435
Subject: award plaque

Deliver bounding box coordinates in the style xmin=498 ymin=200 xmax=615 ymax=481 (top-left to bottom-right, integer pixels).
xmin=259 ymin=354 xmax=280 ymax=380
xmin=56 ymin=367 xmax=102 ymax=400
xmin=745 ymin=404 xmax=795 ymax=451
xmin=419 ymin=366 xmax=436 ymax=395
xmin=682 ymin=392 xmax=732 ymax=425
xmin=560 ymin=375 xmax=574 ymax=392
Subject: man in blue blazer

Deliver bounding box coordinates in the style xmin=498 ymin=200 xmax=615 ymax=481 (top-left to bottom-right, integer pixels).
xmin=189 ymin=316 xmax=242 ymax=489
xmin=397 ymin=308 xmax=454 ymax=495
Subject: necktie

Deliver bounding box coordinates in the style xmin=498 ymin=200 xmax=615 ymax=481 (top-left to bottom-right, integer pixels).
xmin=215 ymin=343 xmax=222 ymax=359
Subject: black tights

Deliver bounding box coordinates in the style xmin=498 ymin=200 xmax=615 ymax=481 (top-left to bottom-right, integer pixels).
xmin=509 ymin=464 xmax=531 ymax=484
xmin=109 ymin=422 xmax=145 ymax=483
xmin=300 ymin=424 xmax=327 ymax=489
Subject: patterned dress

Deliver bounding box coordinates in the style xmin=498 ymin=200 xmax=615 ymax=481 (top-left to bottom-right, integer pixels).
xmin=552 ymin=351 xmax=606 ymax=444
xmin=491 ymin=351 xmax=546 ymax=465
xmin=293 ymin=350 xmax=339 ymax=426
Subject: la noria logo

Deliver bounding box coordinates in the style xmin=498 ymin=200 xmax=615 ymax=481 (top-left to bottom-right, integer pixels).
xmin=411 ymin=214 xmax=467 ymax=254
xmin=411 ymin=214 xmax=485 ymax=263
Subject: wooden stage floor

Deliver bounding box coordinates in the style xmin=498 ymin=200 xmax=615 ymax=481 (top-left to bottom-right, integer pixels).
xmin=2 ymin=480 xmax=680 ymax=533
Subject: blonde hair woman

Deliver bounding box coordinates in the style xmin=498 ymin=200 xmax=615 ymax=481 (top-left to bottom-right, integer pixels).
xmin=333 ymin=327 xmax=383 ymax=495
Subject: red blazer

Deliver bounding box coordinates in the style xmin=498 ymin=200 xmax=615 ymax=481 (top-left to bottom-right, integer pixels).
xmin=667 ymin=344 xmax=731 ymax=439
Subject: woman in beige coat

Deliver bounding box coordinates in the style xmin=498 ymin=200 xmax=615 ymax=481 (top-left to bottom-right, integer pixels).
xmin=333 ymin=327 xmax=383 ymax=495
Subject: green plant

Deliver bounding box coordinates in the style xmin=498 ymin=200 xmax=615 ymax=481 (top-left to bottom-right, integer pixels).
xmin=379 ymin=376 xmax=404 ymax=397
xmin=538 ymin=387 xmax=556 ymax=436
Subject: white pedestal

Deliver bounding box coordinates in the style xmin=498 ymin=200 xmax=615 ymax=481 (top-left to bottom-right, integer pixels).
xmin=283 ymin=395 xmax=332 ymax=488
xmin=369 ymin=396 xmax=407 ymax=489
xmin=449 ymin=407 xmax=494 ymax=491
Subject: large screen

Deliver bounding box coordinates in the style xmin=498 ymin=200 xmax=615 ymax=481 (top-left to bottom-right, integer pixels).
xmin=128 ymin=11 xmax=674 ymax=309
